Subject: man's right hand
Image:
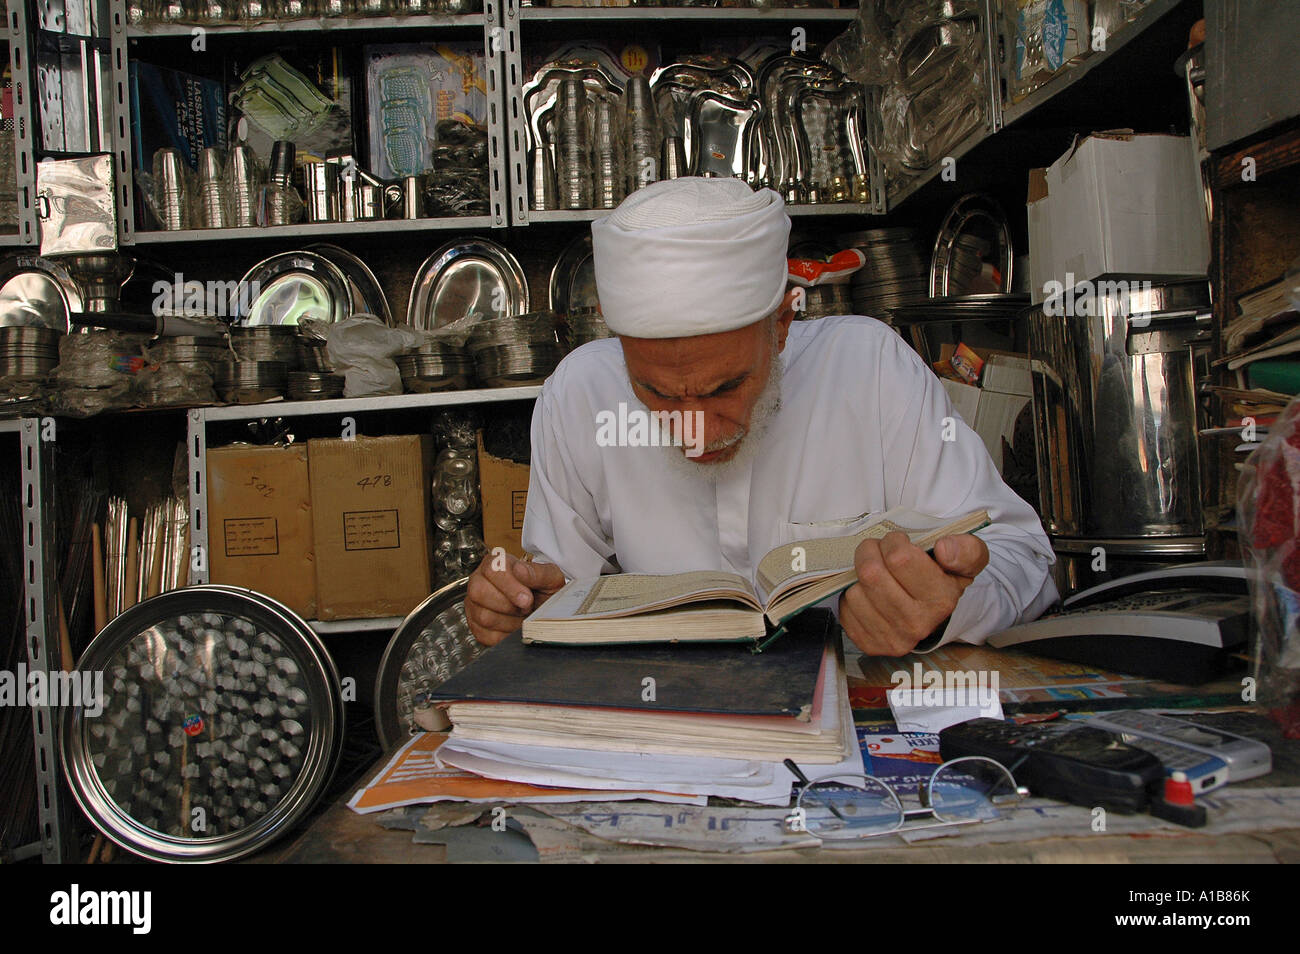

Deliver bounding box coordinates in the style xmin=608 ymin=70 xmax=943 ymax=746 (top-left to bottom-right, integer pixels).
xmin=465 ymin=552 xmax=568 ymax=646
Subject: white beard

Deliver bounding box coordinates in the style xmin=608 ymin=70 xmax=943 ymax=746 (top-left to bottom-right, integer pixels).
xmin=658 ymin=349 xmax=783 ymax=484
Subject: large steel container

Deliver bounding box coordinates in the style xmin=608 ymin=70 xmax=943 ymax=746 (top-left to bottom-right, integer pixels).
xmin=1028 ymin=277 xmax=1212 ymax=538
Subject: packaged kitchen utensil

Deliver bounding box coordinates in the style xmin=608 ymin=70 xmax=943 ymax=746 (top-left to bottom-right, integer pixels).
xmin=825 ymin=0 xmax=985 ymax=188
xmin=36 ymin=154 xmax=118 ymax=254
xmin=365 ymin=43 xmax=490 ymax=182
xmin=262 ymin=141 xmax=304 ymax=226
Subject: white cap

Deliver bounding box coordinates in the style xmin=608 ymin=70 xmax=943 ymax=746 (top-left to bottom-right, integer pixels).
xmin=590 ymin=177 xmax=791 ymax=339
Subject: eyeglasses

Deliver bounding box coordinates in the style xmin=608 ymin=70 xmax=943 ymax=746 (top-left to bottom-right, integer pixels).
xmin=783 ymin=756 xmax=1028 ymax=841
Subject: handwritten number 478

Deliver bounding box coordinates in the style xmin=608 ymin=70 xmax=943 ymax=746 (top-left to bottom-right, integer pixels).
xmin=356 ymin=474 xmax=393 ymax=490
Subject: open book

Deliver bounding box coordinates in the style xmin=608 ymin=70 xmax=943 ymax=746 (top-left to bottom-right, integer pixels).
xmin=522 ymin=508 xmax=990 ymax=647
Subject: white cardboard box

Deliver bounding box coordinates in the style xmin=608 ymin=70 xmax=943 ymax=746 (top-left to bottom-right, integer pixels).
xmin=1027 ymin=133 xmax=1210 ymax=304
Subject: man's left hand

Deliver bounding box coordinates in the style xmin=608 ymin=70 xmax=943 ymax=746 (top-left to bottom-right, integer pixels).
xmin=838 ymin=531 xmax=989 ymax=656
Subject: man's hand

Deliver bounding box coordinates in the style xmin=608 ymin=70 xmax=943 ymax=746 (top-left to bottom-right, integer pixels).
xmin=466 ymin=552 xmax=568 ymax=646
xmin=838 ymin=531 xmax=989 ymax=656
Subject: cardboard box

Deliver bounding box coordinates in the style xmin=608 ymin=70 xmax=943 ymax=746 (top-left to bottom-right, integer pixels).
xmin=938 ymin=351 xmax=1033 ymax=477
xmin=309 ymin=435 xmax=432 ymax=620
xmin=206 ymin=444 xmax=316 ymax=619
xmin=477 ymin=431 xmax=530 ymax=559
xmin=1027 ymin=133 xmax=1210 ymax=304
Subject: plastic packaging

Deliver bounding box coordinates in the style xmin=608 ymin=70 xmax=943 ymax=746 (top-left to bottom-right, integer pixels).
xmin=324 ymin=315 xmax=425 ymax=397
xmin=134 ymin=359 xmax=217 ymax=407
xmin=424 ymin=119 xmax=491 ymax=218
xmin=824 ymin=0 xmax=985 ymax=185
xmin=1010 ymin=0 xmax=1090 ymax=102
xmin=36 ymin=154 xmax=118 ymax=254
xmin=1238 ymin=396 xmax=1300 ymax=730
xmin=49 ymin=330 xmax=151 ymax=389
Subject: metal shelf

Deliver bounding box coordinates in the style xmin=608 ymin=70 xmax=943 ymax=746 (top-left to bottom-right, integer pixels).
xmin=886 ymin=0 xmax=1189 ymax=211
xmin=999 ymin=0 xmax=1185 ymax=128
xmin=114 ymin=0 xmax=511 ymax=240
xmin=309 ymin=617 xmax=403 ymax=633
xmin=526 ymin=202 xmax=877 ymax=223
xmin=525 ymin=208 xmax=608 ymax=223
xmin=129 ymin=215 xmax=499 ymax=244
xmin=519 ymin=6 xmax=856 ymax=21
xmin=126 ymin=12 xmax=485 ymax=37
xmin=199 ymin=384 xmax=540 ymax=422
xmin=0 ymin=418 xmax=22 ymax=433
xmin=507 ymin=1 xmax=886 ymax=222
xmin=0 ymin=232 xmax=26 ymax=246
xmin=787 ymin=203 xmax=877 ymax=216
xmin=13 ymin=418 xmax=76 ymax=865
xmin=885 ymin=123 xmax=993 ymax=210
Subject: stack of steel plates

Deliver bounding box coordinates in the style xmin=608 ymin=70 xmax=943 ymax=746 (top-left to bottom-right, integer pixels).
xmin=467 ymin=312 xmax=565 ymax=387
xmin=799 ymin=284 xmax=853 ymax=319
xmin=0 ymin=326 xmax=61 ymax=381
xmin=296 ymin=336 xmax=332 ymax=372
xmin=286 ymin=371 xmax=345 ymax=401
xmin=215 ymin=360 xmax=288 ymax=404
xmin=138 ymin=336 xmax=224 ymax=407
xmin=396 ymin=340 xmax=475 ymax=393
xmin=566 ymin=307 xmax=613 ymax=346
xmin=229 ymin=325 xmax=302 ymax=369
xmin=840 ymin=228 xmax=931 ymax=318
xmin=146 ymin=335 xmax=228 ymax=373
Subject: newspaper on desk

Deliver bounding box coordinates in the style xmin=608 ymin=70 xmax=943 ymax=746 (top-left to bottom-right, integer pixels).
xmin=347 ymin=732 xmax=706 ymax=813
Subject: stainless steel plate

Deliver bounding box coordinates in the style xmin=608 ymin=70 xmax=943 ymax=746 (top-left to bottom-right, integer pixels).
xmin=232 ymin=252 xmax=352 ymax=327
xmin=60 ymin=585 xmax=345 ymax=863
xmin=374 ymin=578 xmax=483 ymax=751
xmin=407 ymin=239 xmax=528 ymax=330
xmin=0 ymin=255 xmax=82 ymax=332
xmin=305 ymin=243 xmax=394 ymax=326
xmin=548 ymin=233 xmax=598 ymax=317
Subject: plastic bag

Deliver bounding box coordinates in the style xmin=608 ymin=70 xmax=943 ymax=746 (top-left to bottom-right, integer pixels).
xmin=49 ymin=330 xmax=151 ymax=389
xmin=824 ymin=0 xmax=985 ymax=185
xmin=325 ymin=316 xmax=426 ymax=397
xmin=1238 ymin=396 xmax=1300 ymax=730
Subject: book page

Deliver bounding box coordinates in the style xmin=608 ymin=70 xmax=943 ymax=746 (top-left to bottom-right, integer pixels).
xmin=573 ymin=571 xmax=757 ymax=617
xmin=755 ymin=509 xmax=990 ymax=601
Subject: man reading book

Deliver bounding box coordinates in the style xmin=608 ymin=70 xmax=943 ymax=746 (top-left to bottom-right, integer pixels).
xmin=466 ymin=177 xmax=1058 ymax=654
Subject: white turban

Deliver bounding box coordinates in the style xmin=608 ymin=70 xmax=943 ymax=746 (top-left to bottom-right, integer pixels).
xmin=590 ymin=177 xmax=791 ymax=339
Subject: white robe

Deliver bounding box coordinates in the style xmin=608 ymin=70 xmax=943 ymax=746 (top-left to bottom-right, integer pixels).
xmin=521 ymin=315 xmax=1059 ymax=650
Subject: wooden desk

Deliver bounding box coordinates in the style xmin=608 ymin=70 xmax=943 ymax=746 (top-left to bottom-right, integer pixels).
xmin=267 ymin=710 xmax=1300 ymax=864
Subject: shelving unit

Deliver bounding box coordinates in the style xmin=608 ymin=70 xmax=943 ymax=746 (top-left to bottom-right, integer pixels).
xmin=129 ymin=214 xmax=497 ymax=244
xmin=111 ymin=0 xmax=511 ymax=239
xmin=517 ymin=8 xmax=856 ymax=22
xmin=126 ymin=11 xmax=487 ymax=36
xmin=0 ymin=417 xmax=76 ymax=864
xmin=997 ymin=0 xmax=1184 ymax=128
xmin=887 ymin=0 xmax=1192 ymax=210
xmin=6 ymin=0 xmax=40 ymax=244
xmin=502 ymin=0 xmax=886 ymax=226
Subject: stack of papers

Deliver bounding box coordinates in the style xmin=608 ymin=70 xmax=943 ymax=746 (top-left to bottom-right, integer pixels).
xmin=424 ymin=611 xmax=864 ymax=805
